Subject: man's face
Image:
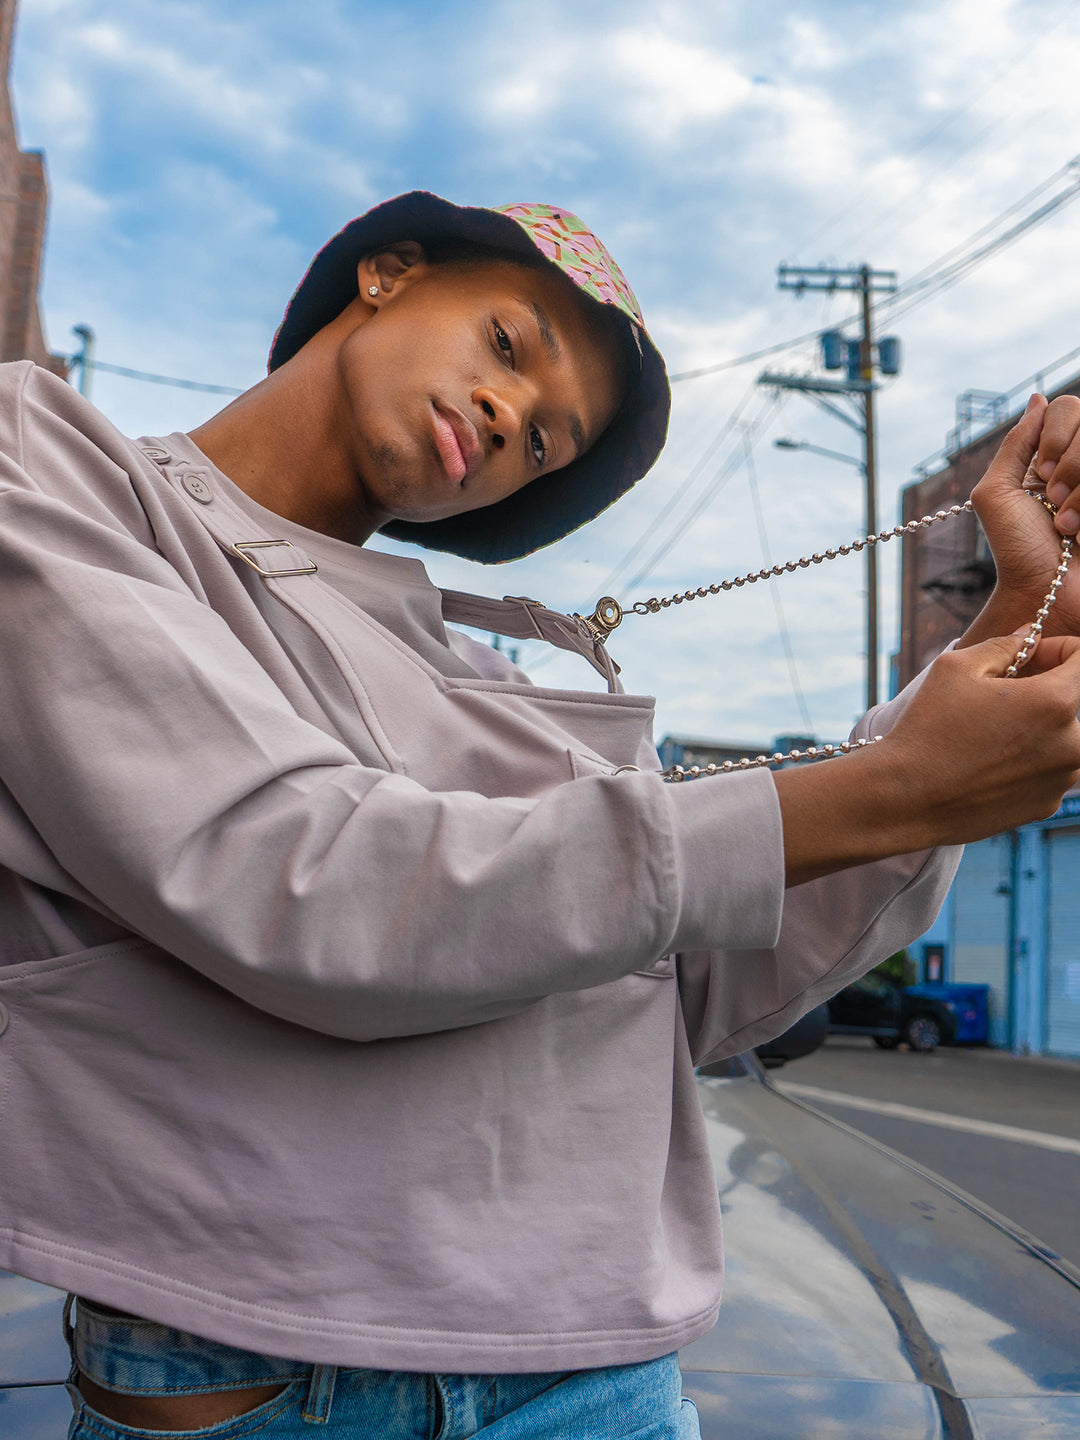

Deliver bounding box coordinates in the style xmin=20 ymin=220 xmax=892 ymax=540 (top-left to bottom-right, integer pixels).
xmin=333 ymin=257 xmax=626 ymax=527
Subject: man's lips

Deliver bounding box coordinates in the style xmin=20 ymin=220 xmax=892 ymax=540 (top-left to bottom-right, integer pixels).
xmin=431 ymin=402 xmax=483 ymax=486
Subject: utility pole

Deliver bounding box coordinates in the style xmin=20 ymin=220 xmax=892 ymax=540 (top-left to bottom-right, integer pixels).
xmin=761 ymin=264 xmax=898 ymax=711
xmin=859 ymin=266 xmax=879 ymax=710
xmin=71 ymin=324 xmax=95 ymax=399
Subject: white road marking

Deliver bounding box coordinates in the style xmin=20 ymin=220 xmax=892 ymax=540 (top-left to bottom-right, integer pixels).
xmin=779 ymin=1082 xmax=1080 ymax=1157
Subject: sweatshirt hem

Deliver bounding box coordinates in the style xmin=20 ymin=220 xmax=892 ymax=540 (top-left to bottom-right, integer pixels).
xmin=2 ymin=1230 xmax=722 ymax=1372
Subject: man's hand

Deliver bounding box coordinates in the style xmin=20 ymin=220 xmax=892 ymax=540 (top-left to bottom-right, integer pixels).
xmin=1039 ymin=394 xmax=1080 ymax=534
xmin=960 ymin=393 xmax=1080 ymax=647
xmin=775 ymin=631 xmax=1080 ymax=885
xmin=876 ymin=633 xmax=1080 ymax=846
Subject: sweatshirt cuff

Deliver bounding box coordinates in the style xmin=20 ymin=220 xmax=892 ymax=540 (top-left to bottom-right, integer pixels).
xmin=665 ymin=767 xmax=785 ymax=952
xmin=856 ymin=643 xmax=953 ymax=739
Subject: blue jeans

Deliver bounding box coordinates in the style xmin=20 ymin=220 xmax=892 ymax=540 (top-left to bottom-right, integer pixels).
xmin=64 ymin=1297 xmax=701 ymax=1438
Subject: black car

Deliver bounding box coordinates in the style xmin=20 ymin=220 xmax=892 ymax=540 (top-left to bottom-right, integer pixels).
xmin=5 ymin=1052 xmax=1080 ymax=1438
xmin=828 ymin=972 xmax=958 ymax=1052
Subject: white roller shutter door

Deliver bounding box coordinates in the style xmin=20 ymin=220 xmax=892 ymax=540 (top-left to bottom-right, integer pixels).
xmin=1046 ymin=828 xmax=1080 ymax=1058
xmin=950 ymin=835 xmax=1011 ymax=1046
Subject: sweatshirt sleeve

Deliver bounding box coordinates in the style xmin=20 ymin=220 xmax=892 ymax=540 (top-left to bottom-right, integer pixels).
xmin=0 ymin=367 xmax=788 ymax=1043
xmin=676 ymin=676 xmax=963 ymax=1067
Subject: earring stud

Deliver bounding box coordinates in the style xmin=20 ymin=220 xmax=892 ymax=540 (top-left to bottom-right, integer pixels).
xmin=367 ymin=285 xmax=379 ymax=297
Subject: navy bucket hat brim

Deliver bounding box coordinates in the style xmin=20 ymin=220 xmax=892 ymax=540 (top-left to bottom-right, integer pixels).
xmin=268 ymin=192 xmax=670 ymax=564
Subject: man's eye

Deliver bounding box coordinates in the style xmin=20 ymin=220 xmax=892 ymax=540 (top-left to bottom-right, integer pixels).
xmin=494 ymin=324 xmax=513 ymax=361
xmin=530 ymin=427 xmax=547 ymax=464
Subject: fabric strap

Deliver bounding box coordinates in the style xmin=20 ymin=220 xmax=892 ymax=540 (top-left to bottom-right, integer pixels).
xmin=141 ymin=443 xmax=622 ymax=694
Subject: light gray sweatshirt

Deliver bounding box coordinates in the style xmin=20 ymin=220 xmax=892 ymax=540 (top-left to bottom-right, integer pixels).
xmin=0 ymin=363 xmax=958 ymax=1371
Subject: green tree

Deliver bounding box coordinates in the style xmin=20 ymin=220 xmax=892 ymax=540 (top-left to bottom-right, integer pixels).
xmin=873 ymin=949 xmax=915 ymax=987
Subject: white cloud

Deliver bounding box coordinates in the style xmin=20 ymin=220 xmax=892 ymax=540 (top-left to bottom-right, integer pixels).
xmin=24 ymin=68 xmax=94 ymax=152
xmin=781 ymin=16 xmax=847 ymax=75
xmin=608 ymin=29 xmax=754 ymax=138
xmin=71 ymin=19 xmax=314 ymax=159
xmin=14 ymin=0 xmax=1080 ymax=740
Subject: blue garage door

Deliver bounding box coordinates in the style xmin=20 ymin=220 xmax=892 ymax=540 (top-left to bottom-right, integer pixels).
xmin=950 ymin=835 xmax=1011 ymax=1046
xmin=1046 ymin=828 xmax=1080 ymax=1058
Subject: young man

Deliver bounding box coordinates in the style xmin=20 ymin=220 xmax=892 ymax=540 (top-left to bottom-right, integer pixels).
xmin=0 ymin=192 xmax=1078 ymax=1439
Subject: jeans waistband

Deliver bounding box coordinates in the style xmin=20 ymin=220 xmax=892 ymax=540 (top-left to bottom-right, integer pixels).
xmin=70 ymin=1295 xmax=312 ymax=1396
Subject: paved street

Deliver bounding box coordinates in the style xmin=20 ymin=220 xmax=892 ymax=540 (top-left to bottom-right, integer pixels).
xmin=775 ymin=1037 xmax=1080 ymax=1268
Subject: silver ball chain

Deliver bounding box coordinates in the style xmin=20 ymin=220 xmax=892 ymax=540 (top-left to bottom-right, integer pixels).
xmin=1004 ymin=497 xmax=1074 ymax=676
xmin=634 ymin=502 xmax=976 ymax=615
xmin=665 ymin=734 xmax=885 ymax=782
xmin=575 ymin=495 xmax=1075 ymax=782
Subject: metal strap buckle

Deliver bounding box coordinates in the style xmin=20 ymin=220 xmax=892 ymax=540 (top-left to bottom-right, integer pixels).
xmin=231 ymin=540 xmax=318 ymax=578
xmin=574 ymin=595 xmax=623 ymax=646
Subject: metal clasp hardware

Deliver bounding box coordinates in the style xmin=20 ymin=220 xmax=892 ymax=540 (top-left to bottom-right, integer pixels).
xmin=231 ymin=540 xmax=318 ymax=578
xmin=574 ymin=595 xmax=623 ymax=646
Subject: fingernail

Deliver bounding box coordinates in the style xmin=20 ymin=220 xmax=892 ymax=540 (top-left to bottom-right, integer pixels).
xmin=1057 ymin=508 xmax=1080 ymax=534
xmin=1040 ymin=460 xmax=1059 ymax=482
xmin=1048 ymin=480 xmax=1071 ymax=505
xmin=1025 ymin=393 xmax=1040 ymax=414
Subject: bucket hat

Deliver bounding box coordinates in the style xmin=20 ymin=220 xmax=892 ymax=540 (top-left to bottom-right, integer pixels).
xmin=269 ymin=192 xmax=670 ymax=563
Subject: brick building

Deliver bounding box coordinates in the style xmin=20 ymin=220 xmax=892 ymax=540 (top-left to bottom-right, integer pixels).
xmin=0 ymin=0 xmax=65 ymax=376
xmin=896 ymin=373 xmax=1080 ymax=688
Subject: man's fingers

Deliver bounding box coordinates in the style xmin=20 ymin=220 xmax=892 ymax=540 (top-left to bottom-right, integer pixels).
xmin=1016 ymin=634 xmax=1080 ymax=675
xmin=1036 ymin=394 xmax=1080 ymax=476
xmin=1039 ymin=632 xmax=1080 ymax=677
xmin=958 ymin=631 xmax=1080 ymax=680
xmin=1005 ymin=635 xmax=1080 ymax=719
xmin=962 ymin=632 xmax=1040 ymax=675
xmin=975 ymin=393 xmax=1047 ymax=497
xmin=1037 ymin=395 xmax=1080 ymax=535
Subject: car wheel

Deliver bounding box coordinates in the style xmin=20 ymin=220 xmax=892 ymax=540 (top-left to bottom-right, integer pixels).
xmin=873 ymin=1036 xmax=900 ymax=1050
xmin=905 ymin=1014 xmax=942 ymax=1052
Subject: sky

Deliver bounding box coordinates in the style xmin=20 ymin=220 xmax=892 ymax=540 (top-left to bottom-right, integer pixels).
xmin=14 ymin=0 xmax=1080 ymax=746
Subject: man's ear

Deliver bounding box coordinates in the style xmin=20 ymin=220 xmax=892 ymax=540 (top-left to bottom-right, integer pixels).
xmin=357 ymin=241 xmax=427 ymax=304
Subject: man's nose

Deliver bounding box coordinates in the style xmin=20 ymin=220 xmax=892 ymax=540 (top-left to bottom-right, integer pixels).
xmin=474 ymin=384 xmax=525 ymax=454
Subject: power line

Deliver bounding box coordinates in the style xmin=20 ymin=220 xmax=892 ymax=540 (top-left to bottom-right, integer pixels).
xmin=890 ymin=159 xmax=1079 ymax=300
xmin=620 ymin=391 xmax=787 ymax=595
xmin=851 ymin=97 xmax=1062 ymax=265
xmin=743 ymin=430 xmax=814 ymax=735
xmin=880 ymin=166 xmax=1080 ymax=326
xmin=792 ymin=0 xmax=1079 ymax=259
xmin=912 ymin=336 xmax=1080 ymax=476
xmin=593 ymin=384 xmax=759 ymax=597
xmin=1005 ymin=340 xmax=1080 ymax=405
xmin=520 ymin=393 xmax=787 ymax=673
xmin=75 ymin=357 xmax=245 ymax=396
xmin=669 ymin=329 xmax=821 ymax=384
xmin=673 ymin=156 xmax=1080 ymax=385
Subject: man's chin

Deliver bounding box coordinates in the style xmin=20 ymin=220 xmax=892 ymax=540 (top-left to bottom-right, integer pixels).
xmin=365 ymin=451 xmax=485 ymax=525
xmin=384 ymin=488 xmax=500 ymax=526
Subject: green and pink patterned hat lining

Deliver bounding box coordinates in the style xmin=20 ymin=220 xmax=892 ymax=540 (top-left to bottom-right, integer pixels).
xmin=496 ymin=202 xmax=646 ymax=343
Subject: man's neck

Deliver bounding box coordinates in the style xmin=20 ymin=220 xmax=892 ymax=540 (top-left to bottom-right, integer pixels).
xmin=190 ymin=315 xmax=385 ymax=544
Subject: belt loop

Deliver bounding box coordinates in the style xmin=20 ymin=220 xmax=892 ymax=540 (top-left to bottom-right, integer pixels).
xmin=62 ymin=1293 xmax=77 ymax=1359
xmin=302 ymin=1363 xmax=337 ymax=1424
